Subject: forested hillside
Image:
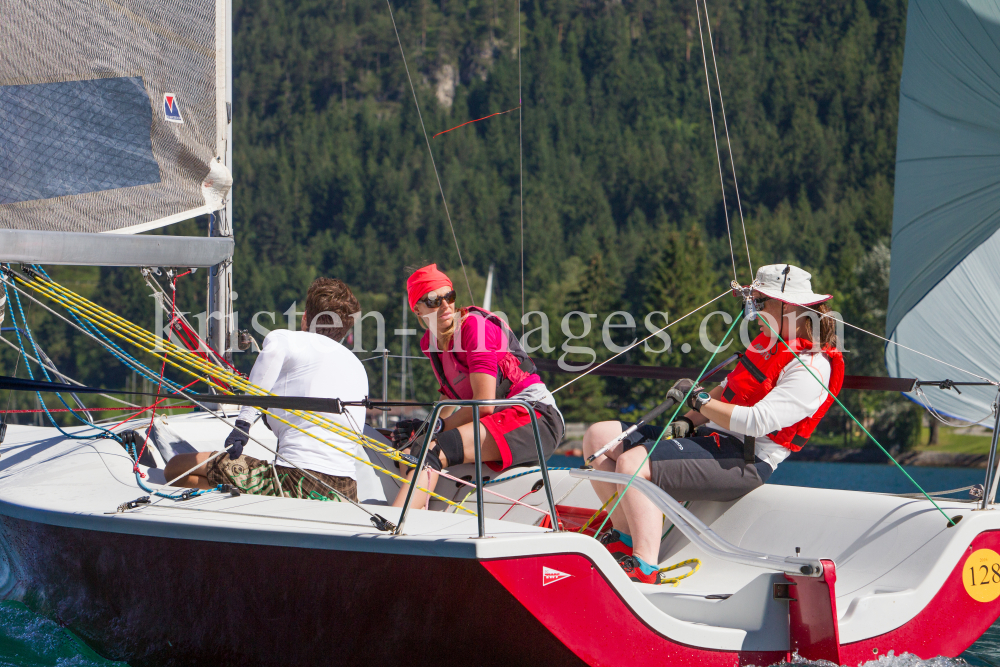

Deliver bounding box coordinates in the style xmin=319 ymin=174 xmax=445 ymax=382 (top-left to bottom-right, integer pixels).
xmin=2 ymin=0 xmax=921 ymax=445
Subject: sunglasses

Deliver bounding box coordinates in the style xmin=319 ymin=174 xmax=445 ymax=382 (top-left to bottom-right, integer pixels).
xmin=753 ymin=295 xmax=771 ymax=312
xmin=419 ymin=290 xmax=456 ymax=309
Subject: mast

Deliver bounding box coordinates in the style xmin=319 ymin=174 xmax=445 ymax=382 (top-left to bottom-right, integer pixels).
xmin=208 ymin=0 xmax=235 ymax=362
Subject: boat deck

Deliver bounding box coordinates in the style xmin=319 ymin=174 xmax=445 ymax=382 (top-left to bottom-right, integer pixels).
xmin=0 ymin=417 xmax=994 ymax=653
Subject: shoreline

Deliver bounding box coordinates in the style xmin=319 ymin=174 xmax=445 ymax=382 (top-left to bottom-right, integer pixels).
xmin=795 ymin=445 xmax=990 ymax=469
xmin=556 ymin=424 xmax=991 ymax=469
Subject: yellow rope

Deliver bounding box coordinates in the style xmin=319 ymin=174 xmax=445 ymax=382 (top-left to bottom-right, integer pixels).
xmin=578 ymin=491 xmax=617 ymax=534
xmin=12 ymin=273 xmax=475 ymax=514
xmin=657 ymin=558 xmax=700 ymax=586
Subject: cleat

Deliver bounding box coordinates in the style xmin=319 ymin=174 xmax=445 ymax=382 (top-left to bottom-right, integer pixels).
xmin=619 ymin=555 xmax=662 ymax=585
xmin=598 ymin=529 xmax=633 ymax=561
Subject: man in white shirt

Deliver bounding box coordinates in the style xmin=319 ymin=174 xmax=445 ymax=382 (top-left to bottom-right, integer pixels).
xmin=582 ymin=264 xmax=844 ymax=584
xmin=163 ymin=278 xmax=367 ymax=502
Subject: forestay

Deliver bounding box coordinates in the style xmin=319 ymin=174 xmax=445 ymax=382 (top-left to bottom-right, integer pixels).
xmin=0 ymin=0 xmax=230 ymax=234
xmin=885 ymin=0 xmax=1000 ymax=421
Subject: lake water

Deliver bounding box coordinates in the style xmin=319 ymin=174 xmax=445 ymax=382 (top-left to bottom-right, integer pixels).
xmin=1 ymin=460 xmax=997 ymax=667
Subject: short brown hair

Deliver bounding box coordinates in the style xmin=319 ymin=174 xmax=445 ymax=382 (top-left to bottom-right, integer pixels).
xmin=304 ymin=278 xmax=360 ymax=341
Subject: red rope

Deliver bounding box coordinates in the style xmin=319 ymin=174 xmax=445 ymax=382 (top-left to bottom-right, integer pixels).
xmin=108 ymin=377 xmax=201 ymax=432
xmin=4 ymin=405 xmax=195 ymax=414
xmin=498 ymin=487 xmax=536 ymax=521
xmin=432 ymin=106 xmax=520 ymax=139
xmin=134 ymin=270 xmax=191 ymax=474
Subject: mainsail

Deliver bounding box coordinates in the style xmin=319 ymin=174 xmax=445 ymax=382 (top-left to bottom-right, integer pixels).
xmin=885 ymin=0 xmax=1000 ymax=422
xmin=0 ymin=0 xmax=232 ymax=237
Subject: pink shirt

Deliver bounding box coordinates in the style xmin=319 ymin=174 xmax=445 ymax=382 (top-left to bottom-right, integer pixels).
xmin=420 ymin=312 xmax=542 ymax=399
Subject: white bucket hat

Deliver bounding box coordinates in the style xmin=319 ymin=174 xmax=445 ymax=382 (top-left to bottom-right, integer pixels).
xmin=753 ymin=264 xmax=831 ymax=306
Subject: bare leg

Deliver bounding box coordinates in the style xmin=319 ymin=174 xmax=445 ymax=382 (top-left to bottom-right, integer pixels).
xmin=582 ymin=421 xmax=631 ymax=535
xmin=163 ymin=452 xmax=217 ymax=490
xmin=614 ymin=446 xmax=661 ymax=566
xmin=391 ymin=420 xmax=502 ymax=509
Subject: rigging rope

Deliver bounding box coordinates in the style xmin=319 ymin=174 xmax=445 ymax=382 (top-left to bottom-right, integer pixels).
xmin=385 ymin=0 xmax=476 ymax=307
xmin=699 ymin=0 xmax=752 ymax=281
xmin=659 ymin=558 xmax=701 ymax=586
xmin=754 ymin=313 xmax=957 ymax=526
xmin=432 ymin=106 xmax=520 ymax=139
xmin=3 ymin=281 xmax=116 ymax=441
xmin=802 ymin=303 xmax=997 ymax=386
xmin=0 ymin=331 xmax=140 ymax=411
xmin=135 ymin=269 xmax=190 ymax=471
xmin=4 ymin=272 xmax=468 ymax=513
xmin=578 ymin=490 xmax=617 ymax=534
xmin=694 ymin=0 xmax=738 ymax=283
xmin=517 ymin=0 xmax=525 ymax=337
xmin=913 ymin=385 xmax=996 ymax=428
xmin=2 ymin=404 xmax=194 ymax=414
xmin=30 ymin=266 xmax=182 ymax=398
xmin=594 ymin=311 xmax=743 ymax=536
xmin=550 ymin=289 xmax=730 ymax=394
xmin=4 ymin=270 xmax=493 ymax=516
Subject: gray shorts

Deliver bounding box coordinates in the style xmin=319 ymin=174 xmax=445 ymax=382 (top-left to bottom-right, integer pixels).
xmin=619 ymin=422 xmax=772 ymax=502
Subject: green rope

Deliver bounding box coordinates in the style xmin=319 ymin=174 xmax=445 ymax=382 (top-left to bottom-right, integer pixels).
xmin=756 ymin=314 xmax=956 ymax=526
xmin=595 ymin=311 xmax=743 ymax=536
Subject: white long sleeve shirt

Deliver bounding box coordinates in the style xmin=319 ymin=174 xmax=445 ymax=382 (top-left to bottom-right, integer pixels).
xmin=237 ymin=329 xmax=368 ymax=478
xmin=707 ymin=351 xmax=832 ymax=470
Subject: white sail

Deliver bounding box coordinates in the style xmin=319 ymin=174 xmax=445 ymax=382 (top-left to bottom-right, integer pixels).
xmin=0 ymin=0 xmax=231 ymax=236
xmin=885 ymin=0 xmax=1000 ymax=422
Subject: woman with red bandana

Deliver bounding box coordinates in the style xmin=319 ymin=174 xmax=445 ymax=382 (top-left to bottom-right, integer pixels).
xmin=390 ymin=264 xmax=565 ymax=509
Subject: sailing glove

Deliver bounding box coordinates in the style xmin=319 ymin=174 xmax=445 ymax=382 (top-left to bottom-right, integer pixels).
xmin=665 ymin=379 xmax=702 ymax=410
xmin=662 ymin=416 xmax=695 ymax=440
xmin=391 ymin=418 xmax=444 ymax=449
xmin=224 ymin=419 xmax=251 ymax=460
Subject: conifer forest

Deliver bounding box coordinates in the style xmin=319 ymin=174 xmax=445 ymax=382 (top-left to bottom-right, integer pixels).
xmin=1 ymin=0 xmax=922 ymax=447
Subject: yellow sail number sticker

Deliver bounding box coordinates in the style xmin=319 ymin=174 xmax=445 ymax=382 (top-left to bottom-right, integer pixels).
xmin=964 ymin=549 xmax=1000 ymax=603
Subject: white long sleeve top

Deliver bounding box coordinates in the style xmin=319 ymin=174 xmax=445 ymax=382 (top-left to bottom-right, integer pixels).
xmin=237 ymin=329 xmax=368 ymax=478
xmin=706 ymin=351 xmax=832 ymax=470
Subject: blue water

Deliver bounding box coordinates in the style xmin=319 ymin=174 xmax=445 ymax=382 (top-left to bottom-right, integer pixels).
xmin=769 ymin=460 xmax=986 ymax=495
xmin=0 ymin=601 xmax=125 ymax=667
xmin=1 ymin=460 xmax=998 ymax=666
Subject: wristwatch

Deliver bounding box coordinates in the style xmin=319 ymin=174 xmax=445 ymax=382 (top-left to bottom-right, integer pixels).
xmin=691 ymin=391 xmax=712 ymax=412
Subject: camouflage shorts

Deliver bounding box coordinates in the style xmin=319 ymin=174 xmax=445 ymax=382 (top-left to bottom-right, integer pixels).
xmin=205 ymin=454 xmax=358 ymax=502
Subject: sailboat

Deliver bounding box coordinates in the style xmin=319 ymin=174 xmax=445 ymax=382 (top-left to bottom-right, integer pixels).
xmin=3 ymin=0 xmax=1000 ymax=665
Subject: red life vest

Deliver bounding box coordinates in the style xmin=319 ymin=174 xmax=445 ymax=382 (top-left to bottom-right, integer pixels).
xmin=425 ymin=306 xmax=538 ymax=400
xmin=720 ymin=332 xmax=845 ymax=451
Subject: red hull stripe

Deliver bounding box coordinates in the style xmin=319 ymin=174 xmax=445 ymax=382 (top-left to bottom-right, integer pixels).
xmin=483 ymin=532 xmax=1000 ymax=667
xmin=841 ymin=530 xmax=1000 ymax=664
xmin=482 ymin=554 xmax=780 ymax=667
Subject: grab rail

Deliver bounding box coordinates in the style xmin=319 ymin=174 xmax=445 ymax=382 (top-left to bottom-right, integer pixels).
xmin=570 ymin=469 xmax=823 ymax=577
xmin=394 ymin=399 xmax=560 ymax=537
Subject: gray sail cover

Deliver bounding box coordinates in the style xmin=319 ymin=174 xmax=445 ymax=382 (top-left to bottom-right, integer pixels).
xmin=0 ymin=0 xmax=229 ymax=233
xmin=886 ymin=0 xmax=1000 ymax=422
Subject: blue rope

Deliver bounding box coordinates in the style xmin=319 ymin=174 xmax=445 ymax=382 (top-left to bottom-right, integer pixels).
xmin=10 ymin=265 xmax=203 ymax=501
xmin=2 ymin=280 xmax=118 ymax=442
xmin=124 ymin=437 xmax=203 ymax=499
xmin=30 ymin=266 xmax=185 ymax=394
xmin=7 ymin=285 xmax=99 ymax=429
xmin=483 ymin=467 xmax=575 ymax=485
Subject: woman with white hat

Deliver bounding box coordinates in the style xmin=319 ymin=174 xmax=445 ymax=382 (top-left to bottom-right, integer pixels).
xmin=582 ymin=264 xmax=844 ymax=585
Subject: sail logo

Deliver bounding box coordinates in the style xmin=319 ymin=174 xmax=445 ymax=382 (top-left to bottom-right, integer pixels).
xmin=542 ymin=566 xmax=572 ymax=586
xmin=163 ymin=94 xmax=183 ymax=124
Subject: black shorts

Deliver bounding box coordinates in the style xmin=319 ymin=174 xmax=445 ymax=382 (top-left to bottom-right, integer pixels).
xmin=618 ymin=422 xmax=772 ymax=502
